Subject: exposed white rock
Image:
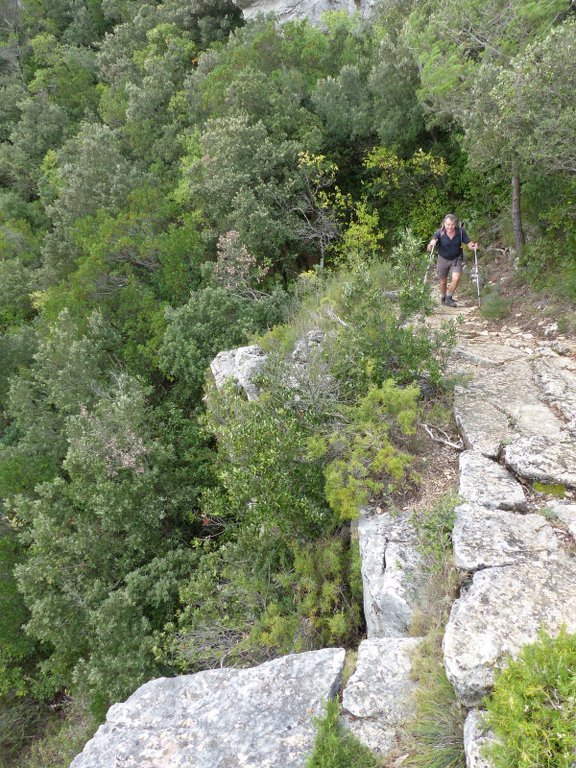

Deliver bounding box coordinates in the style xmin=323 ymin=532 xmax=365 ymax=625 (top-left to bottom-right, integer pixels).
xmin=533 ymin=353 xmax=576 ymax=429
xmin=454 ymin=355 xmax=565 ymax=458
xmin=210 ymin=344 xmax=267 ymax=401
xmin=341 ymin=637 xmax=421 ymax=755
xmin=70 ymin=648 xmax=346 ymax=768
xmin=504 ymin=434 xmax=576 ymax=489
xmin=452 ymin=503 xmax=560 ymax=572
xmin=358 ymin=510 xmax=426 ymax=638
xmin=235 ymin=0 xmax=374 ymax=24
xmin=458 ymin=451 xmax=526 ymax=510
xmin=549 ymin=501 xmax=576 ymax=540
xmin=443 ymin=558 xmax=576 ymax=707
xmin=454 ymin=389 xmax=509 ymax=458
xmin=452 ymin=342 xmax=526 ymax=368
xmin=463 ymin=710 xmax=497 ymax=768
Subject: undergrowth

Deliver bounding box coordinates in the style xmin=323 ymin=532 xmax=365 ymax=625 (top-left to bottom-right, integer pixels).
xmin=306 ymin=698 xmax=382 ymax=768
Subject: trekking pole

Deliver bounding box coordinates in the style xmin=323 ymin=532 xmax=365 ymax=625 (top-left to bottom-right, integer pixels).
xmin=473 ymin=246 xmax=481 ymax=306
xmin=423 ymin=242 xmax=436 ymax=285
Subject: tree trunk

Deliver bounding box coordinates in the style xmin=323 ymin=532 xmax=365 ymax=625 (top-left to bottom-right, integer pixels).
xmin=511 ymin=163 xmax=525 ymax=257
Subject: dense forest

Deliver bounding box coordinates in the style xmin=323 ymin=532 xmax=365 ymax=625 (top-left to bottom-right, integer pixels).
xmin=0 ymin=0 xmax=574 ymax=763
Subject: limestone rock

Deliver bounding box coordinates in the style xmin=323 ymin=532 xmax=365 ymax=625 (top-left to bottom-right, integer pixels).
xmin=291 ymin=330 xmax=324 ymax=363
xmin=452 ymin=503 xmax=559 ymax=572
xmin=235 ymin=0 xmax=374 ymax=24
xmin=459 ymin=451 xmax=526 ymax=510
xmin=341 ymin=638 xmax=421 ymax=755
xmin=534 ymin=353 xmax=576 ymax=429
xmin=70 ymin=648 xmax=346 ymax=768
xmin=443 ymin=558 xmax=576 ymax=707
xmin=504 ymin=434 xmax=576 ymax=489
xmin=454 ymin=389 xmax=509 ymax=458
xmin=452 ymin=342 xmax=526 ymax=368
xmin=210 ymin=345 xmax=267 ymax=401
xmin=358 ymin=510 xmax=425 ymax=638
xmin=463 ymin=710 xmax=497 ymax=768
xmin=549 ymin=501 xmax=576 ymax=540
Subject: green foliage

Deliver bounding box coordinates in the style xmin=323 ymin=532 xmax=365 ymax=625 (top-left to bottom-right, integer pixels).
xmin=253 ymin=535 xmax=363 ymax=653
xmin=306 ymin=698 xmax=381 ymax=768
xmin=411 ymin=493 xmax=459 ymax=574
xmin=320 ymin=262 xmax=451 ymax=399
xmin=483 ymin=627 xmax=576 ymax=768
xmin=364 ymin=147 xmax=449 ymax=240
xmin=322 ymin=381 xmax=419 ymax=520
xmin=479 ymin=285 xmax=512 ymax=321
xmin=160 ymin=285 xmax=287 ymax=401
xmin=533 ymin=482 xmax=566 ymax=498
xmin=204 ymin=386 xmax=331 ymax=538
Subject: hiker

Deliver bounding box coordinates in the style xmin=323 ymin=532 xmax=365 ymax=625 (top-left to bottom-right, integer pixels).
xmin=427 ymin=214 xmax=478 ymax=307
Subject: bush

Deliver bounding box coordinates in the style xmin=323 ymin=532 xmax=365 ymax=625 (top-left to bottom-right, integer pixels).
xmin=483 ymin=627 xmax=576 ymax=768
xmin=320 ymin=381 xmax=420 ymax=520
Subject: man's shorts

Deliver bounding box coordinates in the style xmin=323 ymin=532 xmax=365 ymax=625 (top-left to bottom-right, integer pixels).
xmin=437 ymin=253 xmax=463 ymax=279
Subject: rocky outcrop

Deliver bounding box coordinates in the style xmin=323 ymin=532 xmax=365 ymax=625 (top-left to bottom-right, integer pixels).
xmin=70 ymin=648 xmax=346 ymax=768
xmin=210 ymin=344 xmax=267 ymax=401
xmin=235 ymin=0 xmax=374 ymax=25
xmin=358 ymin=509 xmax=426 ymax=638
xmin=444 ymin=553 xmax=576 ymax=708
xmin=341 ymin=638 xmax=421 ymax=754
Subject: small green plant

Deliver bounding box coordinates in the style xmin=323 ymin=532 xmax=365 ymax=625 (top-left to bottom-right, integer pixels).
xmin=411 ymin=493 xmax=460 ymax=573
xmin=533 ymin=481 xmax=566 ymax=498
xmin=306 ymin=698 xmax=382 ymax=768
xmin=483 ymin=627 xmax=576 ymax=768
xmin=479 ymin=287 xmax=512 ymax=321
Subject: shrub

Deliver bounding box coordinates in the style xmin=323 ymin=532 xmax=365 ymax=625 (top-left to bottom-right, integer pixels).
xmin=479 ymin=286 xmax=511 ymax=321
xmin=320 ymin=381 xmax=420 ymax=520
xmin=483 ymin=627 xmax=576 ymax=768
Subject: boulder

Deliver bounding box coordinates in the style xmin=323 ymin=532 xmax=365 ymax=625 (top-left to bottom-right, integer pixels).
xmin=358 ymin=510 xmax=426 ymax=638
xmin=452 ymin=503 xmax=560 ymax=572
xmin=210 ymin=345 xmax=267 ymax=401
xmin=70 ymin=648 xmax=346 ymax=768
xmin=458 ymin=451 xmax=526 ymax=510
xmin=463 ymin=710 xmax=497 ymax=768
xmin=341 ymin=637 xmax=421 ymax=755
xmin=504 ymin=434 xmax=576 ymax=489
xmin=443 ymin=558 xmax=576 ymax=707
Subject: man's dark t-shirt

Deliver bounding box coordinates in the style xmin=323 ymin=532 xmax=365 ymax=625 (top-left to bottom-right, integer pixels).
xmin=434 ymin=227 xmax=470 ymax=260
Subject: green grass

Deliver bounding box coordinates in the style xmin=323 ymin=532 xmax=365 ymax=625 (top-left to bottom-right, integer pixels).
xmin=402 ymin=634 xmax=466 ymax=768
xmin=306 ymin=699 xmax=382 ymax=768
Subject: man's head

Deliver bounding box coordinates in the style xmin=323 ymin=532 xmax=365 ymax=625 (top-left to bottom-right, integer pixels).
xmin=443 ymin=214 xmax=458 ymax=234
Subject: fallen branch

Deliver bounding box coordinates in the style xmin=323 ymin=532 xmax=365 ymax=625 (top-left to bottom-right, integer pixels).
xmin=421 ymin=422 xmax=464 ymax=451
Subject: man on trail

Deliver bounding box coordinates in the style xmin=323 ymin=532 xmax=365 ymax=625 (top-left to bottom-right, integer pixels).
xmin=427 ymin=214 xmax=478 ymax=307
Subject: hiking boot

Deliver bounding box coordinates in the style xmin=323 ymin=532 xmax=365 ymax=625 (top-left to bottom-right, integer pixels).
xmin=440 ymin=295 xmax=446 ymax=305
xmin=445 ymin=296 xmax=458 ymax=307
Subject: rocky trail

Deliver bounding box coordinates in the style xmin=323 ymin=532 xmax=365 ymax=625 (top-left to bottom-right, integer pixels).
xmin=70 ymin=302 xmax=576 ymax=768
